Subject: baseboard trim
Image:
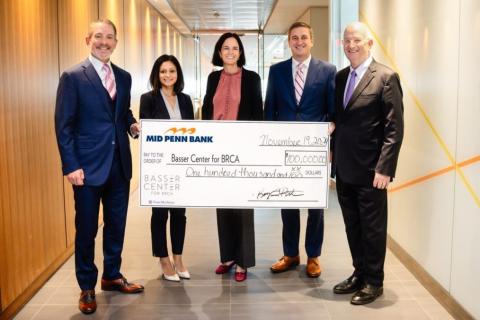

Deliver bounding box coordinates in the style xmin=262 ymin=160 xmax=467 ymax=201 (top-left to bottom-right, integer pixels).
xmin=387 ymin=235 xmax=474 ymax=320
xmin=0 ymin=244 xmax=74 ymax=320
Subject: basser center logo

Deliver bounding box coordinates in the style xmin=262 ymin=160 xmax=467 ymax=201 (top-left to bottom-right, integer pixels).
xmin=145 ymin=127 xmax=213 ymax=143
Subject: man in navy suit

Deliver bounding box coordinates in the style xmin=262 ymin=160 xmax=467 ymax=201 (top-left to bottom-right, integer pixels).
xmin=55 ymin=19 xmax=144 ymax=315
xmin=265 ymin=22 xmax=336 ymax=278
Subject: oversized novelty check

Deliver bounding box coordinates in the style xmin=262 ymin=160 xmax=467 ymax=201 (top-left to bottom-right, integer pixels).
xmin=140 ymin=120 xmax=330 ymax=208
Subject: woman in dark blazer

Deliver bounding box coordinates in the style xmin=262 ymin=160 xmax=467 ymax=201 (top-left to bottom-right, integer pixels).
xmin=201 ymin=32 xmax=263 ymax=281
xmin=140 ymin=54 xmax=194 ymax=282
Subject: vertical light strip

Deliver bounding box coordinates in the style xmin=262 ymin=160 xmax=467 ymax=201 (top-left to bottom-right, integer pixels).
xmin=360 ymin=11 xmax=479 ymax=208
xmin=145 ymin=6 xmax=152 ymax=66
xmin=166 ymin=24 xmax=171 ymax=53
xmin=106 ymin=0 xmax=117 ymax=18
xmin=173 ymin=31 xmax=177 ymax=56
xmin=157 ymin=17 xmax=162 ymax=55
xmin=179 ymin=35 xmax=183 ymax=64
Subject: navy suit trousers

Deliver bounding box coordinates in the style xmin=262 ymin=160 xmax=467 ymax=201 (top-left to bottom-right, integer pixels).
xmin=281 ymin=209 xmax=324 ymax=257
xmin=73 ymin=151 xmax=130 ymax=290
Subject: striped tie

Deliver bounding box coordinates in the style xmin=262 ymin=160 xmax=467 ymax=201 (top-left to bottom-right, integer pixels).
xmin=294 ymin=63 xmax=305 ymax=105
xmin=102 ymin=63 xmax=116 ymax=99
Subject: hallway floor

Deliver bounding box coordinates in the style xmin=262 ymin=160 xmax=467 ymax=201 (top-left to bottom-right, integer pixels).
xmin=15 ymin=189 xmax=453 ymax=319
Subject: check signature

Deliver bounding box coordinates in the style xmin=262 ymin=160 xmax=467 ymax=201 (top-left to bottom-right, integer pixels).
xmin=257 ymin=188 xmax=304 ymax=200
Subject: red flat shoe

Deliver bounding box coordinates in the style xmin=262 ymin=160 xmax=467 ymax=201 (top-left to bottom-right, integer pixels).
xmin=234 ymin=271 xmax=247 ymax=282
xmin=215 ymin=262 xmax=235 ymax=274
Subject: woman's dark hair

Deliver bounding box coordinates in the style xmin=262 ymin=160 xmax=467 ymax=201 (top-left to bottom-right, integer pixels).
xmin=211 ymin=32 xmax=246 ymax=67
xmin=149 ymin=54 xmax=184 ymax=94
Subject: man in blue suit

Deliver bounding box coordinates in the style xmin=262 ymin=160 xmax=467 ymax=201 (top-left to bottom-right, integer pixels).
xmin=265 ymin=22 xmax=336 ymax=278
xmin=55 ymin=19 xmax=143 ymax=315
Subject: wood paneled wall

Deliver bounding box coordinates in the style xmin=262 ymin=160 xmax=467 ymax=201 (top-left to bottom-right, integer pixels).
xmin=0 ymin=0 xmax=66 ymax=313
xmin=0 ymin=0 xmax=193 ymax=318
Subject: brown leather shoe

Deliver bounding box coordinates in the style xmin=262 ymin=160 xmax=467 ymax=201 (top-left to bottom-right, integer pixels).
xmin=270 ymin=256 xmax=300 ymax=273
xmin=101 ymin=276 xmax=144 ymax=294
xmin=79 ymin=290 xmax=96 ymax=314
xmin=306 ymin=257 xmax=321 ymax=278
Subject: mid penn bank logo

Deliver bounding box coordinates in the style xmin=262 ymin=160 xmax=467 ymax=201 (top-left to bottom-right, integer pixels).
xmin=145 ymin=127 xmax=213 ymax=143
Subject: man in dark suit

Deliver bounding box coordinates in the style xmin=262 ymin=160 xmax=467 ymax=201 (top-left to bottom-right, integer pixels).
xmin=265 ymin=22 xmax=336 ymax=278
xmin=55 ymin=19 xmax=144 ymax=315
xmin=331 ymin=22 xmax=404 ymax=305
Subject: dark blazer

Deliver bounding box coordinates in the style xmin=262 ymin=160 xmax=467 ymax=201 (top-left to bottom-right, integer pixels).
xmin=55 ymin=58 xmax=136 ymax=186
xmin=201 ymin=68 xmax=263 ymax=121
xmin=264 ymin=57 xmax=336 ymax=121
xmin=332 ymin=59 xmax=404 ymax=185
xmin=139 ymin=90 xmax=194 ymax=120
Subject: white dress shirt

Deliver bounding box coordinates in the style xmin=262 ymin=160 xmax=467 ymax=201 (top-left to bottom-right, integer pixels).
xmin=291 ymin=55 xmax=312 ymax=85
xmin=343 ymin=55 xmax=373 ymax=102
xmin=88 ymin=54 xmax=115 ymax=88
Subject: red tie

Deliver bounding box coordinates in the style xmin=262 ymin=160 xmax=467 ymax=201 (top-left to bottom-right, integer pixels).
xmin=102 ymin=64 xmax=116 ymax=99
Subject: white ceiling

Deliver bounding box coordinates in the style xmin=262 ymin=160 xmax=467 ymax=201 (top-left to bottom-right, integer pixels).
xmin=147 ymin=0 xmax=330 ymax=34
xmin=264 ymin=0 xmax=330 ymax=34
xmin=148 ymin=0 xmax=276 ymax=32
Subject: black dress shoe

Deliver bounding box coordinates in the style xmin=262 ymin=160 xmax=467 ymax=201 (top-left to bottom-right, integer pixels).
xmin=333 ymin=275 xmax=363 ymax=294
xmin=351 ymin=284 xmax=383 ymax=305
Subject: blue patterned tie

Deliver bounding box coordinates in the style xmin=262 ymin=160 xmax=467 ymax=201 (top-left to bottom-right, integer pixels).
xmin=343 ymin=70 xmax=356 ymax=108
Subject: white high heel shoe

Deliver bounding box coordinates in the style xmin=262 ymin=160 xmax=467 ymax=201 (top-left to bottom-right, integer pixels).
xmin=176 ymin=269 xmax=191 ymax=280
xmin=173 ymin=263 xmax=191 ymax=279
xmin=159 ymin=258 xmax=180 ymax=282
xmin=162 ymin=273 xmax=180 ymax=282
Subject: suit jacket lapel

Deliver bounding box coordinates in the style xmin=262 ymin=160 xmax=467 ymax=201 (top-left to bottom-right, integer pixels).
xmin=346 ymin=61 xmax=376 ymax=110
xmin=299 ymin=58 xmax=317 ymax=106
xmin=112 ymin=64 xmax=123 ymax=121
xmin=156 ymin=93 xmax=171 ymax=119
xmin=178 ymin=94 xmax=188 ymax=120
xmin=337 ymin=68 xmax=349 ymax=113
xmin=83 ymin=59 xmax=113 ymax=119
xmin=282 ymin=59 xmax=296 ymax=110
